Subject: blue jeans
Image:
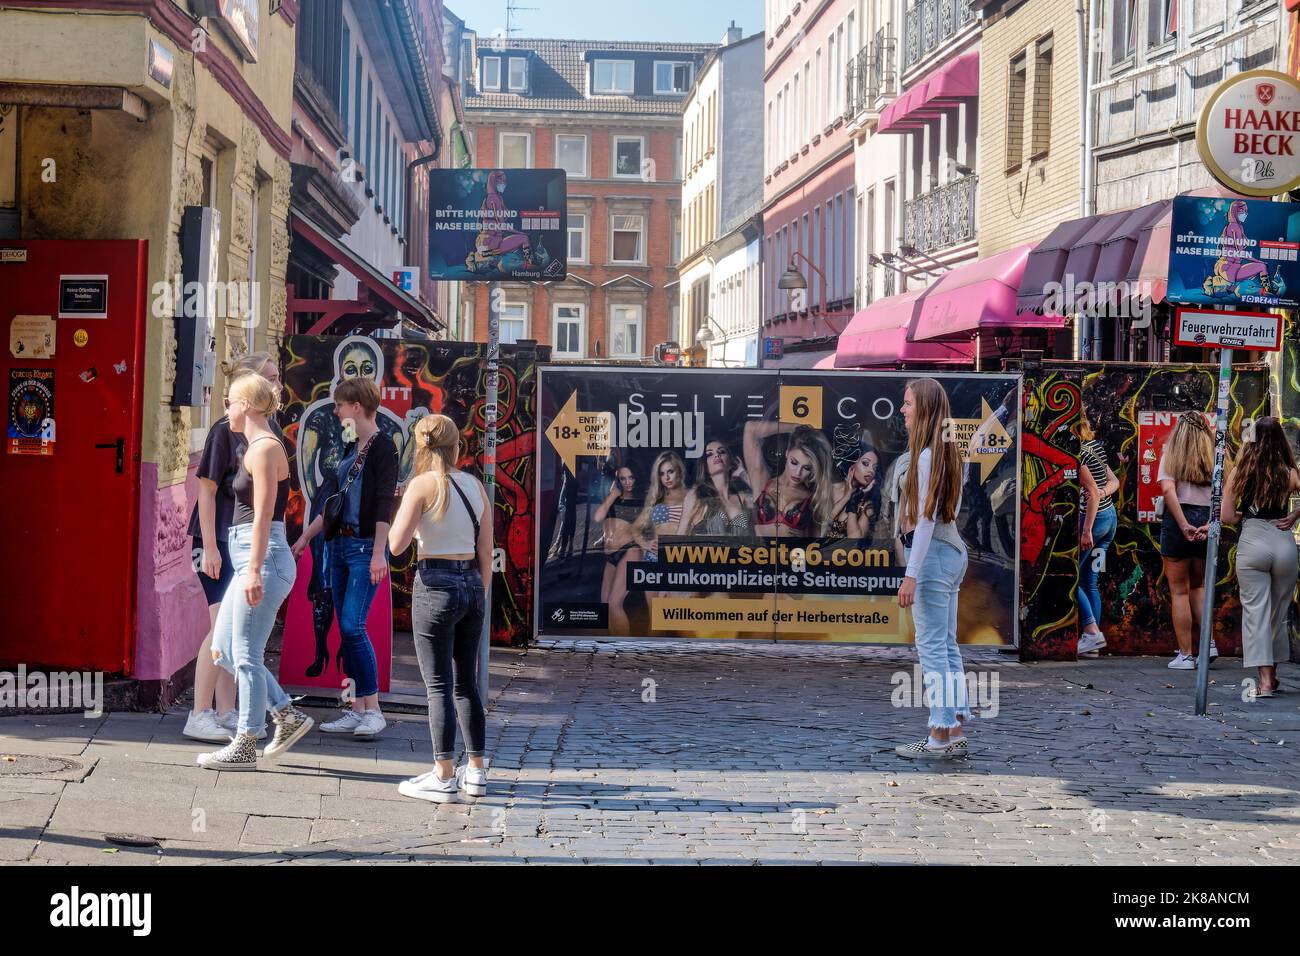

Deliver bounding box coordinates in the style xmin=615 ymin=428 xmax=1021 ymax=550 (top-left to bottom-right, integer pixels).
xmin=213 ymin=522 xmax=296 ymax=737
xmin=412 ymin=565 xmax=487 ymax=760
xmin=1077 ymin=504 xmax=1117 ymax=629
xmin=329 ymin=535 xmax=382 ymax=698
xmin=910 ymin=538 xmax=971 ymax=730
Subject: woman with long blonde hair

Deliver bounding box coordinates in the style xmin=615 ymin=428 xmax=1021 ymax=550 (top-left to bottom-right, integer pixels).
xmin=388 ymin=414 xmax=493 ymax=802
xmin=744 ymin=422 xmax=836 ymax=536
xmin=636 ymin=451 xmax=688 ymax=560
xmin=1157 ymin=412 xmax=1217 ymax=670
xmin=894 ymin=378 xmax=970 ymax=761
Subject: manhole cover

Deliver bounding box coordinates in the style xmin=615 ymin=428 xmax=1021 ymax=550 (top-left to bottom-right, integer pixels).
xmin=920 ymin=794 xmax=1016 ymax=814
xmin=0 ymin=754 xmax=81 ymax=776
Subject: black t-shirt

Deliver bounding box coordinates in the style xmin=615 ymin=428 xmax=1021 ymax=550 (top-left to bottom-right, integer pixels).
xmin=187 ymin=417 xmax=284 ymax=541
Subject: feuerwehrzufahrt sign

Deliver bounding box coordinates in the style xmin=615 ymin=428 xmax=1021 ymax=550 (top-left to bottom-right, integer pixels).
xmin=1197 ymin=69 xmax=1300 ymax=197
xmin=1173 ymin=307 xmax=1283 ymax=351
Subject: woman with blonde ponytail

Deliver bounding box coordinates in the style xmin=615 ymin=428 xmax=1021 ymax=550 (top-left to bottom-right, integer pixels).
xmin=388 ymin=414 xmax=493 ymax=803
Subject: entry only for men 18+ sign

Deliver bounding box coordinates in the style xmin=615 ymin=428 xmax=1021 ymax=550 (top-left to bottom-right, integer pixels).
xmin=1197 ymin=69 xmax=1300 ymax=197
xmin=1173 ymin=307 xmax=1283 ymax=352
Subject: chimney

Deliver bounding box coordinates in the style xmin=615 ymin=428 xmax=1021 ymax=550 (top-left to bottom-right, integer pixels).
xmin=721 ymin=21 xmax=742 ymax=46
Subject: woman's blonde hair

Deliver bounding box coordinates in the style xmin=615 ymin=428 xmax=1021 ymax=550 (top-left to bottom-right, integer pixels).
xmin=901 ymin=378 xmax=962 ymax=526
xmin=227 ymin=372 xmax=280 ymax=416
xmin=220 ymin=351 xmax=274 ymax=380
xmin=638 ymin=451 xmax=686 ymax=536
xmin=1164 ymin=411 xmax=1214 ymax=485
xmin=1077 ymin=409 xmax=1096 ymax=442
xmin=412 ymin=414 xmax=462 ymax=521
xmin=786 ymin=426 xmax=837 ymax=535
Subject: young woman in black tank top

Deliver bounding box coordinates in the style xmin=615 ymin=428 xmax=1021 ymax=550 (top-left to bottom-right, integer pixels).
xmin=197 ymin=372 xmax=314 ymax=771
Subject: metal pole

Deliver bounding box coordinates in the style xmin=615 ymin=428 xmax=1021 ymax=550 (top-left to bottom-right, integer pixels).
xmin=479 ymin=291 xmax=500 ymax=705
xmin=1194 ymin=347 xmax=1232 ymax=716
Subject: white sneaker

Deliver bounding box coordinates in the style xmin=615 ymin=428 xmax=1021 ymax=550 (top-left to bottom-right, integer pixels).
xmin=183 ymin=709 xmax=232 ymax=744
xmin=353 ymin=709 xmax=386 ymax=738
xmin=458 ymin=765 xmax=488 ymax=798
xmin=1077 ymin=632 xmax=1107 ymax=657
xmin=216 ymin=708 xmax=239 ymax=732
xmin=1168 ymin=653 xmax=1196 ymax=670
xmin=320 ymin=709 xmax=364 ymax=734
xmin=1209 ymin=641 xmax=1220 ymax=661
xmin=398 ymin=769 xmax=459 ymax=803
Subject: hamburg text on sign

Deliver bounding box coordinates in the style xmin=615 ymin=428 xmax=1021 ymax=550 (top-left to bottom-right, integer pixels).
xmin=1173 ymin=307 xmax=1282 ymax=351
xmin=1197 ymin=69 xmax=1300 ymax=197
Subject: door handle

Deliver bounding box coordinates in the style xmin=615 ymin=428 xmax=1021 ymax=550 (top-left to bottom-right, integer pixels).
xmin=95 ymin=438 xmax=125 ymax=474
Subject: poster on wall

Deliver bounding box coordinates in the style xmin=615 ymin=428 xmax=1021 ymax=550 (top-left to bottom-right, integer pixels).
xmin=427 ymin=168 xmax=567 ymax=282
xmin=1167 ymin=195 xmax=1300 ymax=309
xmin=535 ymin=367 xmax=1021 ymax=645
xmin=1135 ymin=410 xmax=1217 ymax=523
xmin=7 ymin=367 xmax=55 ymax=456
xmin=277 ymin=335 xmax=544 ymax=695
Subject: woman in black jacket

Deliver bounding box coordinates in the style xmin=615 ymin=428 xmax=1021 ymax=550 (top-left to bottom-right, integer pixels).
xmin=293 ymin=377 xmax=397 ymax=738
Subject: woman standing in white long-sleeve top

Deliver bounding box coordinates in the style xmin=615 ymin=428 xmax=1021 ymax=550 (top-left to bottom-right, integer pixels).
xmin=894 ymin=378 xmax=971 ymax=761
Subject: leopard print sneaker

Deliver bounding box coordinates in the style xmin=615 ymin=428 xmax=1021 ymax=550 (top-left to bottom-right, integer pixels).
xmin=197 ymin=732 xmax=258 ymax=771
xmin=264 ymin=704 xmax=315 ymax=760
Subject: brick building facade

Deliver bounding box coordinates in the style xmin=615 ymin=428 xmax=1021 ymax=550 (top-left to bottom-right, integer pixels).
xmin=461 ymin=38 xmax=710 ymax=359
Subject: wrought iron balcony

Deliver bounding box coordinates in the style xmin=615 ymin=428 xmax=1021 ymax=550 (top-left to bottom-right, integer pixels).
xmin=902 ymin=174 xmax=978 ymax=254
xmin=845 ymin=28 xmax=897 ymax=120
xmin=904 ymin=0 xmax=976 ymax=72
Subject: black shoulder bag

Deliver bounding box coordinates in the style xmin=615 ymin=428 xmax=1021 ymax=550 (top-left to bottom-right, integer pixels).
xmin=321 ymin=434 xmax=378 ymax=541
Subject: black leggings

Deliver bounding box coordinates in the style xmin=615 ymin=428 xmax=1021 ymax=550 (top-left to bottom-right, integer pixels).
xmin=412 ymin=566 xmax=486 ymax=760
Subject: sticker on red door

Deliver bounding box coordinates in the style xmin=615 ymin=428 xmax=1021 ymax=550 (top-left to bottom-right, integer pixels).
xmin=7 ymin=367 xmax=56 ymax=456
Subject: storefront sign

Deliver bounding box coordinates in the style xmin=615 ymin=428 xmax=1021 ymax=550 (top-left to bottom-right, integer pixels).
xmin=9 ymin=315 xmax=55 ymax=359
xmin=427 ymin=169 xmax=567 ymax=282
xmin=1167 ymin=194 xmax=1300 ymax=308
xmin=7 ymin=368 xmax=55 ymax=456
xmin=57 ymin=275 xmax=108 ymax=319
xmin=1173 ymin=306 xmax=1283 ymax=351
xmin=1197 ymin=69 xmax=1300 ymax=197
xmin=536 ymin=367 xmax=1021 ymax=645
xmin=763 ymin=337 xmax=785 ymax=360
xmin=391 ymin=266 xmax=418 ymax=293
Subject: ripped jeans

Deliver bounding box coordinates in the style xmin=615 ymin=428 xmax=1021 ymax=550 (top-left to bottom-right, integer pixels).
xmin=908 ymin=538 xmax=971 ymax=730
xmin=212 ymin=522 xmax=296 ymax=737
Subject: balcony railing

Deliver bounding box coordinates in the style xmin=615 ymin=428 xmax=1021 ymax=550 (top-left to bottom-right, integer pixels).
xmin=902 ymin=174 xmax=978 ymax=254
xmin=904 ymin=0 xmax=976 ymax=72
xmin=845 ymin=28 xmax=897 ymax=119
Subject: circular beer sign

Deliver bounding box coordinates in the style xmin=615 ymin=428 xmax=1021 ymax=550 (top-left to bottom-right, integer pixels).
xmin=1198 ymin=70 xmax=1300 ymax=197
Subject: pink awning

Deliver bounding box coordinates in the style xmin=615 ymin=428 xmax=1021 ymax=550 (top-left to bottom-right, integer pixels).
xmin=836 ymin=290 xmax=974 ymax=367
xmin=877 ymin=50 xmax=979 ymax=134
xmin=813 ymin=354 xmax=838 ymax=369
xmin=913 ymin=243 xmax=1062 ymax=341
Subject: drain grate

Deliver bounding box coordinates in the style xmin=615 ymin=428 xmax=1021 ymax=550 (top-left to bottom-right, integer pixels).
xmin=0 ymin=754 xmax=82 ymax=776
xmin=920 ymin=793 xmax=1016 ymax=814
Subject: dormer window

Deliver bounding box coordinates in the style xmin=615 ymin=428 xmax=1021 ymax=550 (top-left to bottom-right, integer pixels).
xmin=593 ymin=59 xmax=634 ymax=95
xmin=481 ymin=56 xmax=501 ymax=91
xmin=654 ymin=61 xmax=693 ymax=95
xmin=507 ymin=56 xmax=528 ymax=91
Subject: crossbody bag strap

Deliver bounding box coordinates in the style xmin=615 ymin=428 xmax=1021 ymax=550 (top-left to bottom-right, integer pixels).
xmin=340 ymin=433 xmax=378 ymax=495
xmin=447 ymin=472 xmax=481 ymax=543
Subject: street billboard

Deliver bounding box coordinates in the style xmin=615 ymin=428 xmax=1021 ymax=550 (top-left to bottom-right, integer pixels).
xmin=1167 ymin=195 xmax=1300 ymax=309
xmin=535 ymin=367 xmax=1021 ymax=645
xmin=427 ymin=168 xmax=567 ymax=282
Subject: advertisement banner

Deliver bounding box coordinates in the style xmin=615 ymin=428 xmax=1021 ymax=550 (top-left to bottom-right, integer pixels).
xmin=1167 ymin=195 xmax=1300 ymax=309
xmin=7 ymin=367 xmax=55 ymax=456
xmin=535 ymin=367 xmax=1021 ymax=645
xmin=427 ymin=168 xmax=567 ymax=282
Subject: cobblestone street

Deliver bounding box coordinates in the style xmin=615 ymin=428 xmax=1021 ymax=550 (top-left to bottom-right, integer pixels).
xmin=3 ymin=642 xmax=1300 ymax=865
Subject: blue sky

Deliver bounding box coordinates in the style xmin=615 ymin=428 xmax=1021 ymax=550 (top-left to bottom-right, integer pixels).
xmin=462 ymin=0 xmax=763 ymax=44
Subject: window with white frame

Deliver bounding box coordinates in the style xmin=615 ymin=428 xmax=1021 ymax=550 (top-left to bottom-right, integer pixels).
xmin=567 ymin=212 xmax=588 ymax=262
xmin=654 ymin=61 xmax=694 ymax=94
xmin=610 ymin=304 xmax=643 ymax=358
xmin=593 ymin=59 xmax=635 ymax=94
xmin=611 ymin=213 xmax=644 ymax=263
xmin=482 ymin=56 xmax=501 ymax=91
xmin=553 ymin=304 xmax=585 ymax=357
xmin=555 ymin=134 xmax=588 ymax=177
xmin=508 ymin=56 xmax=528 ymax=91
xmin=612 ymin=136 xmax=645 ymax=178
xmin=499 ymin=131 xmax=532 ymax=168
xmin=498 ymin=301 xmax=527 ymax=344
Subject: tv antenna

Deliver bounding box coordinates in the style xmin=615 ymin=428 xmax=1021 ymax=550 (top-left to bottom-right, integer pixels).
xmin=506 ymin=0 xmax=538 ymax=37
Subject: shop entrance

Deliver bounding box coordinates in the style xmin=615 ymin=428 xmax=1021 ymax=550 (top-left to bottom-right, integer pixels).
xmin=0 ymin=240 xmax=147 ymax=674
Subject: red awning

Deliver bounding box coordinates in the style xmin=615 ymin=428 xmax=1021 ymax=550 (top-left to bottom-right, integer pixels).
xmin=877 ymin=50 xmax=979 ymax=134
xmin=835 ymin=289 xmax=975 ymax=367
xmin=912 ymin=244 xmax=1057 ymax=341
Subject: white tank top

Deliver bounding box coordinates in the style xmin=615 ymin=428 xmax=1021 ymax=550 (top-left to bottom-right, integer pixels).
xmin=416 ymin=471 xmax=483 ymax=557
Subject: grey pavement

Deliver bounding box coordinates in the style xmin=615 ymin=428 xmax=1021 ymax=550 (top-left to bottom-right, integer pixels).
xmin=3 ymin=641 xmax=1300 ymax=865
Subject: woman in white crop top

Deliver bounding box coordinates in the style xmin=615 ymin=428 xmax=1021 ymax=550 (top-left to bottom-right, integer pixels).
xmin=388 ymin=414 xmax=493 ymax=803
xmin=894 ymin=379 xmax=971 ymax=762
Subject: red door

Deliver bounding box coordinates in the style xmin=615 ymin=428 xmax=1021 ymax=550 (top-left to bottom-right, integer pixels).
xmin=0 ymin=240 xmax=147 ymax=674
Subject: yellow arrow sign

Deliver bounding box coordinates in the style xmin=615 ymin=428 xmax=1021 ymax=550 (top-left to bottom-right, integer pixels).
xmin=546 ymin=391 xmax=612 ymax=476
xmin=947 ymin=398 xmax=1011 ymax=482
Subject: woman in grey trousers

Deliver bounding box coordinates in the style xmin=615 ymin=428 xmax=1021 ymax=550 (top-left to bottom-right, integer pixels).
xmin=1221 ymin=417 xmax=1300 ymax=698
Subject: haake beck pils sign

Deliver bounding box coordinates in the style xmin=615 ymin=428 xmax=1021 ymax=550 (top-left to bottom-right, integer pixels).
xmin=1198 ymin=69 xmax=1300 ymax=197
